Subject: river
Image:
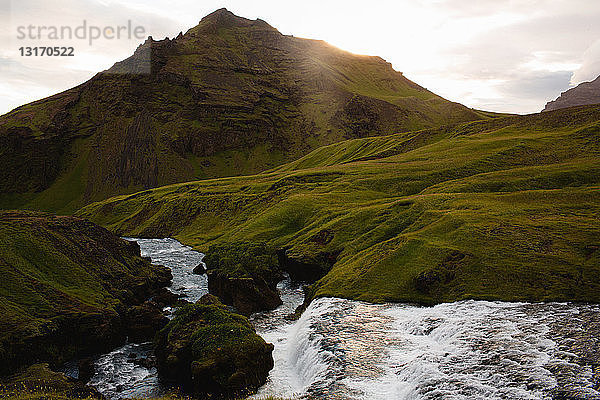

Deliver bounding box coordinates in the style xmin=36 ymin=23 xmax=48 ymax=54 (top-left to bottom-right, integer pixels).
xmin=89 ymin=238 xmax=600 ymax=400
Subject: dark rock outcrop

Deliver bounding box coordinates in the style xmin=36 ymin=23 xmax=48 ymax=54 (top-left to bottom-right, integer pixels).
xmin=277 ymin=229 xmax=340 ymax=283
xmin=193 ymin=262 xmax=207 ymax=275
xmin=77 ymin=358 xmax=95 ymax=384
xmin=277 ymin=248 xmax=340 ymax=282
xmin=207 ymin=270 xmax=282 ymax=316
xmin=150 ymin=287 xmax=180 ymax=308
xmin=204 ymin=242 xmax=283 ymax=315
xmin=133 ymin=355 xmax=157 ymax=369
xmin=124 ymin=301 xmax=169 ymax=342
xmin=414 ymin=251 xmax=468 ymax=295
xmin=155 ymin=294 xmax=274 ymax=399
xmin=544 ymin=75 xmax=600 ymax=111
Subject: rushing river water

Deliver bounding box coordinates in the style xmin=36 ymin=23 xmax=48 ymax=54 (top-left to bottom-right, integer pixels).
xmin=90 ymin=239 xmax=600 ymax=400
xmin=89 ymin=238 xmax=207 ymax=399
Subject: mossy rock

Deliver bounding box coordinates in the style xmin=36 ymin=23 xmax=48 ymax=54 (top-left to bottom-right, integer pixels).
xmin=155 ymin=295 xmax=274 ymax=399
xmin=204 ymin=242 xmax=283 ymax=315
xmin=203 ymin=242 xmax=282 ymax=285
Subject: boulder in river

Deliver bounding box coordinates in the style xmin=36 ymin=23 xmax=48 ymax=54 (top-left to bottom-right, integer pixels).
xmin=125 ymin=301 xmax=169 ymax=342
xmin=207 ymin=270 xmax=282 ymax=316
xmin=193 ymin=262 xmax=207 ymax=275
xmin=204 ymin=242 xmax=284 ymax=315
xmin=150 ymin=287 xmax=181 ymax=307
xmin=154 ymin=294 xmax=274 ymax=399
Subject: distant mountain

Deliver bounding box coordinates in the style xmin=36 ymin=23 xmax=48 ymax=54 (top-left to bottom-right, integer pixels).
xmin=0 ymin=8 xmax=492 ymax=213
xmin=544 ymin=74 xmax=600 ymax=111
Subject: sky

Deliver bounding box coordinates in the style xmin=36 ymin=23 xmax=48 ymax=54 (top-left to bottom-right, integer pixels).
xmin=1 ymin=0 xmax=600 ymax=115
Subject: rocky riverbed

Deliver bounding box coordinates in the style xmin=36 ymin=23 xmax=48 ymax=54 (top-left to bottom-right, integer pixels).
xmin=91 ymin=238 xmax=600 ymax=400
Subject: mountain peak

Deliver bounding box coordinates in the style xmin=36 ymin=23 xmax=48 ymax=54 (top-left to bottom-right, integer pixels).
xmin=0 ymin=9 xmax=485 ymax=212
xmin=195 ymin=8 xmax=274 ymax=32
xmin=201 ymin=7 xmax=237 ymax=22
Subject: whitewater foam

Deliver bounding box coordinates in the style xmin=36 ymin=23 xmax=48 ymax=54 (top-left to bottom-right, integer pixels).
xmin=257 ymin=298 xmax=600 ymax=400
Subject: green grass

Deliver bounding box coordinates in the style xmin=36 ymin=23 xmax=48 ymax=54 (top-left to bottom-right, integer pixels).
xmin=204 ymin=242 xmax=279 ymax=281
xmin=77 ymin=104 xmax=600 ymax=305
xmin=21 ymin=137 xmax=91 ymax=214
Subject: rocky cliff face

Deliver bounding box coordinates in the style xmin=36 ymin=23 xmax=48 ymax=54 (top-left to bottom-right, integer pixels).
xmin=0 ymin=8 xmax=489 ymax=213
xmin=0 ymin=211 xmax=173 ymax=376
xmin=543 ymin=75 xmax=600 ymax=111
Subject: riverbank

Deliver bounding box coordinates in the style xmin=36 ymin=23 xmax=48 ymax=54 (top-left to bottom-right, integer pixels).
xmin=0 ymin=212 xmax=172 ymax=378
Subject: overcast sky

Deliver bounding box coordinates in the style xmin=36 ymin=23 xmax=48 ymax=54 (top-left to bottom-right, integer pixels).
xmin=1 ymin=0 xmax=600 ymax=115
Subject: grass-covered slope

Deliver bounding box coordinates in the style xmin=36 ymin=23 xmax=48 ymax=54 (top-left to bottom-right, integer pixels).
xmin=0 ymin=8 xmax=491 ymax=214
xmin=0 ymin=211 xmax=171 ymax=375
xmin=77 ymin=105 xmax=600 ymax=304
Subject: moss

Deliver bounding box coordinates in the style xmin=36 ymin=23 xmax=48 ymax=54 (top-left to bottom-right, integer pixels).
xmin=0 ymin=10 xmax=492 ymax=214
xmin=204 ymin=242 xmax=279 ymax=281
xmin=155 ymin=297 xmax=274 ymax=398
xmin=0 ymin=363 xmax=102 ymax=399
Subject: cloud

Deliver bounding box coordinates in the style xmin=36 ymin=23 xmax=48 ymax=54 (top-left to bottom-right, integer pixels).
xmin=410 ymin=6 xmax=600 ymax=113
xmin=499 ymin=70 xmax=572 ymax=99
xmin=444 ymin=12 xmax=600 ymax=79
xmin=0 ymin=0 xmax=180 ymax=114
xmin=1 ymin=0 xmax=599 ymax=115
xmin=571 ymin=39 xmax=600 ymax=85
xmin=496 ymin=70 xmax=573 ymax=113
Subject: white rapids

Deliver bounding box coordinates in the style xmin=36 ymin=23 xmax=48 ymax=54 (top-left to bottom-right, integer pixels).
xmin=255 ymin=298 xmax=600 ymax=400
xmin=131 ymin=237 xmax=208 ymax=303
xmin=89 ymin=238 xmax=207 ymax=399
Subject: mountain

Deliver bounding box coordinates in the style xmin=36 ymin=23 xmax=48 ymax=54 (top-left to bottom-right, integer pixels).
xmin=544 ymin=74 xmax=600 ymax=111
xmin=0 ymin=8 xmax=495 ymax=214
xmin=77 ymin=104 xmax=600 ymax=305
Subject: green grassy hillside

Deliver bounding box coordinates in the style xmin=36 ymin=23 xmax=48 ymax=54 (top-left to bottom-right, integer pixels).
xmin=0 ymin=211 xmax=171 ymax=375
xmin=77 ymin=104 xmax=600 ymax=304
xmin=0 ymin=8 xmax=492 ymax=214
